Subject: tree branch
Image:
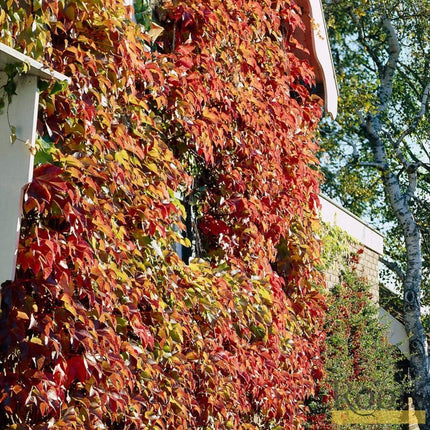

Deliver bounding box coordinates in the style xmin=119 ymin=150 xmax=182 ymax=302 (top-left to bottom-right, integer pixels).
xmin=405 ymin=165 xmax=419 ymax=203
xmin=401 ymin=142 xmax=430 ymax=175
xmin=348 ymin=135 xmax=387 ymax=171
xmin=394 ymin=82 xmax=430 ymax=148
xmin=380 ymin=256 xmax=405 ymax=282
xmin=358 ymin=161 xmax=387 ymax=170
xmin=349 ymin=11 xmax=383 ymax=71
xmin=398 ymin=63 xmax=425 ymax=94
xmin=378 ymin=16 xmax=400 ymax=110
xmin=386 ymin=82 xmax=430 ymax=175
xmin=362 ymin=113 xmax=388 ymax=166
xmin=419 ymin=141 xmax=430 ymax=165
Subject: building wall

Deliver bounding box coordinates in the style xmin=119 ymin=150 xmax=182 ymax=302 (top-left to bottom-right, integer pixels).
xmin=324 ymin=243 xmax=380 ymax=301
xmin=320 ymin=195 xmax=383 ymax=302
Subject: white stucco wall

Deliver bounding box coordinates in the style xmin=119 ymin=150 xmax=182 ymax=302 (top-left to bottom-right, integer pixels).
xmin=320 ymin=194 xmax=384 ymax=255
xmin=379 ymin=307 xmax=410 ymax=357
xmin=0 ymin=73 xmax=39 ymax=282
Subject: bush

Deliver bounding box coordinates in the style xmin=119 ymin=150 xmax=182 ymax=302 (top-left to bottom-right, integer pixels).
xmin=307 ymin=226 xmax=407 ymax=429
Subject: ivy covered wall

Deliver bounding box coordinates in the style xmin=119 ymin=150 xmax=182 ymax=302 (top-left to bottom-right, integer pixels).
xmin=0 ymin=1 xmax=327 ymax=428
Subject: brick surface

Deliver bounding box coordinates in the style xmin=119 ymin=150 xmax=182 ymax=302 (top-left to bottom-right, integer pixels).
xmin=325 ymin=245 xmax=380 ymax=302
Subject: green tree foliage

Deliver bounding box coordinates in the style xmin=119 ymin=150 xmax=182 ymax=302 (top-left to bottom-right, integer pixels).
xmin=320 ymin=0 xmax=430 ymax=421
xmin=134 ymin=0 xmax=153 ymax=29
xmin=320 ymin=0 xmax=430 ymax=289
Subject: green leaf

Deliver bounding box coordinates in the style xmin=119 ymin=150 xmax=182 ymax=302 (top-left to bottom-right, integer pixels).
xmin=50 ymin=80 xmax=67 ymax=95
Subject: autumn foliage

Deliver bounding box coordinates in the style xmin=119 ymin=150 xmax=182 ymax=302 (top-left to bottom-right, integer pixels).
xmin=0 ymin=0 xmax=326 ymax=428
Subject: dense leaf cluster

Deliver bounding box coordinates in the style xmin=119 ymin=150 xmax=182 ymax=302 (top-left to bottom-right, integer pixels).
xmin=0 ymin=0 xmax=326 ymax=428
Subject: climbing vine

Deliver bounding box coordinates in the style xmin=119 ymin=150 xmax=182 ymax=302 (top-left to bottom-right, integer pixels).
xmin=0 ymin=0 xmax=326 ymax=428
xmin=0 ymin=61 xmax=36 ymax=144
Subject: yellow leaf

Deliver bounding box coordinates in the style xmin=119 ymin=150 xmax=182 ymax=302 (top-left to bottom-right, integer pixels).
xmin=16 ymin=311 xmax=29 ymax=320
xmin=202 ymin=108 xmax=218 ymax=122
xmin=60 ymin=293 xmax=77 ymax=317
xmin=145 ymin=162 xmax=159 ymax=174
xmin=259 ymin=287 xmax=273 ymax=305
xmin=30 ymin=337 xmax=43 ymax=345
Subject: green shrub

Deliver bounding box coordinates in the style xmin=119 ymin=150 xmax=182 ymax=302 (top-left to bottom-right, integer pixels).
xmin=307 ymin=226 xmax=408 ymax=429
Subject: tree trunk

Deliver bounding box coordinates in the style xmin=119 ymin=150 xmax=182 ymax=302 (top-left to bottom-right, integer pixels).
xmin=383 ymin=171 xmax=430 ymax=428
xmin=359 ymin=16 xmax=430 ymax=424
xmin=363 ymin=108 xmax=430 ymax=426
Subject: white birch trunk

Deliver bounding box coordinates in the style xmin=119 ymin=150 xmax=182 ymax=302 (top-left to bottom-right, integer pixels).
xmin=383 ymin=171 xmax=430 ymax=427
xmin=358 ymin=16 xmax=430 ymax=427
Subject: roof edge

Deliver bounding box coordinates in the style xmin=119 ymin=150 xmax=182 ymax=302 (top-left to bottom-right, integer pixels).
xmin=319 ymin=194 xmax=384 ymax=255
xmin=306 ymin=0 xmax=339 ymax=119
xmin=0 ymin=42 xmax=69 ymax=83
